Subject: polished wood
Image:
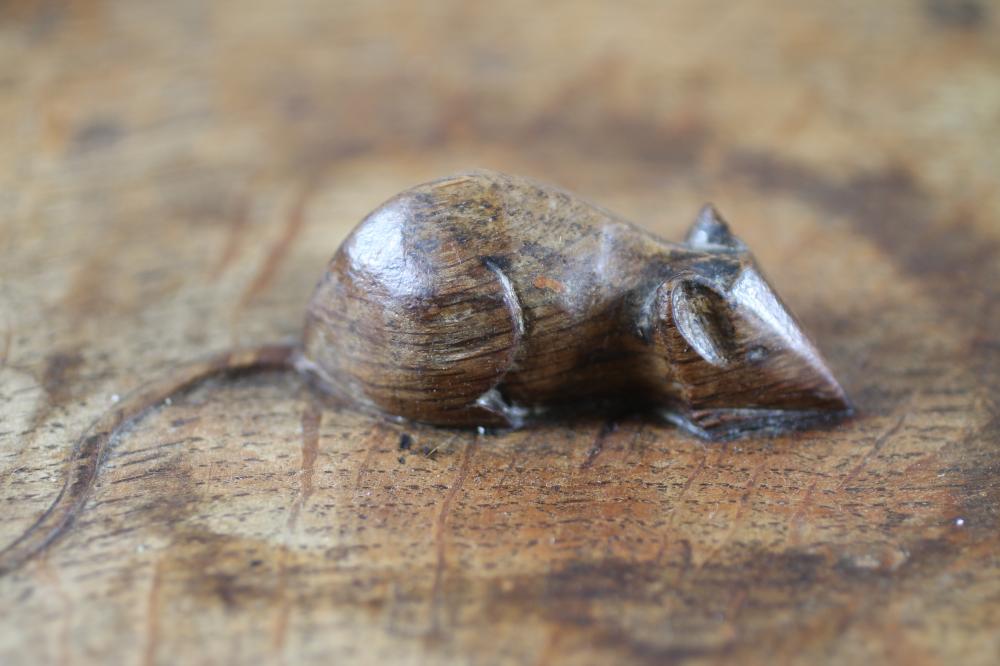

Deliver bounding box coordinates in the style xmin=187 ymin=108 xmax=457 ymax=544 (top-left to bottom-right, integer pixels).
xmin=303 ymin=171 xmax=850 ymax=436
xmin=1 ymin=1 xmax=998 ymax=665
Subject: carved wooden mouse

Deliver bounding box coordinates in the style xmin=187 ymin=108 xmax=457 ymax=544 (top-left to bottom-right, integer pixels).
xmin=302 ymin=170 xmax=850 ymax=438
xmin=0 ymin=170 xmax=850 ymax=575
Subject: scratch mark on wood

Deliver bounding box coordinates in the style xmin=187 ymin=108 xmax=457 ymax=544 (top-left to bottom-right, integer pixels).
xmin=678 ymin=453 xmax=708 ymax=501
xmin=211 ymin=193 xmax=252 ymax=280
xmin=142 ymin=557 xmax=165 ymax=666
xmin=625 ymin=422 xmax=645 ymax=460
xmin=431 ymin=439 xmax=475 ymax=634
xmin=657 ymin=451 xmax=707 ymax=566
xmin=271 ymin=402 xmax=322 ymax=660
xmin=236 ymin=186 xmax=311 ymax=313
xmin=580 ymin=420 xmax=616 ymax=469
xmin=903 ymin=450 xmax=940 ymax=475
xmin=837 ymin=413 xmax=907 ymax=492
xmin=698 ymin=458 xmax=765 ymax=572
xmin=353 ymin=424 xmax=383 ymax=492
xmin=495 ymin=448 xmax=519 ymax=489
xmin=287 ymin=401 xmax=322 ymax=530
xmin=272 ymin=401 xmax=324 ymax=658
xmin=787 ymin=479 xmax=818 ymax=547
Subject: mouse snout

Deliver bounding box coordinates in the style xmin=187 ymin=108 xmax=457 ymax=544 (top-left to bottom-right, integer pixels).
xmin=731 ymin=268 xmax=850 ymax=413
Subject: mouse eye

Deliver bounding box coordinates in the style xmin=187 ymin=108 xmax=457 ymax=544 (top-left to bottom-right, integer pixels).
xmin=746 ymin=345 xmax=770 ymax=364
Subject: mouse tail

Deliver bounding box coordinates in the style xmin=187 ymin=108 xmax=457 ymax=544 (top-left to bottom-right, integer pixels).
xmin=0 ymin=343 xmax=298 ymax=576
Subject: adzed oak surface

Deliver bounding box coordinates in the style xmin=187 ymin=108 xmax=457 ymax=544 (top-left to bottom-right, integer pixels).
xmin=1 ymin=1 xmax=998 ymax=664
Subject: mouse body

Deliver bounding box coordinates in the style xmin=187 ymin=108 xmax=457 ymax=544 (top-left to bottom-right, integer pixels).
xmin=302 ymin=170 xmax=850 ymax=438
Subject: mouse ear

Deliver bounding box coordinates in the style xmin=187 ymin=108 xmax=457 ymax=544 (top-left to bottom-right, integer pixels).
xmin=685 ymin=204 xmax=746 ymax=252
xmin=668 ymin=278 xmax=735 ymax=367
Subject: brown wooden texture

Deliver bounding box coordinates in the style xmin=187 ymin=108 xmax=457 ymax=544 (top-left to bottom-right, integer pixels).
xmin=1 ymin=1 xmax=998 ymax=664
xmin=303 ymin=172 xmax=849 ymax=435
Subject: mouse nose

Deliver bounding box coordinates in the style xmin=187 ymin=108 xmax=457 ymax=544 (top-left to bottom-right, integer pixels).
xmin=730 ymin=268 xmax=851 ymax=414
xmin=793 ymin=351 xmax=852 ymax=413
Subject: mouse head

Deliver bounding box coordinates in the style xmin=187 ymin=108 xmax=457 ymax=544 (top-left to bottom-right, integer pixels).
xmin=651 ymin=205 xmax=851 ymax=438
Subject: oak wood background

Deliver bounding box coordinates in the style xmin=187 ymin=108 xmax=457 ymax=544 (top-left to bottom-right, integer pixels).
xmin=1 ymin=1 xmax=998 ymax=664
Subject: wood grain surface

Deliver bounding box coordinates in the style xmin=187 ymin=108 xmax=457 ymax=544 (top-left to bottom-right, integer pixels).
xmin=1 ymin=1 xmax=998 ymax=664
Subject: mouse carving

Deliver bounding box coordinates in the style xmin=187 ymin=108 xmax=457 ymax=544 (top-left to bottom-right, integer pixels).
xmin=302 ymin=170 xmax=850 ymax=438
xmin=0 ymin=170 xmax=850 ymax=575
